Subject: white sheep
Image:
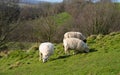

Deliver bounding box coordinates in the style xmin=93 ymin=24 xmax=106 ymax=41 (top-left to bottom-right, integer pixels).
xmin=64 ymin=31 xmax=87 ymax=43
xmin=63 ymin=38 xmax=89 ymax=54
xmin=39 ymin=42 xmax=54 ymax=63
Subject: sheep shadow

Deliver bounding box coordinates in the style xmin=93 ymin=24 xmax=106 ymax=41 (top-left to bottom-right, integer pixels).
xmin=89 ymin=48 xmax=98 ymax=53
xmin=57 ymin=55 xmax=71 ymax=59
xmin=50 ymin=55 xmax=71 ymax=61
xmin=0 ymin=55 xmax=2 ymax=58
xmin=74 ymin=48 xmax=97 ymax=54
xmin=50 ymin=48 xmax=97 ymax=61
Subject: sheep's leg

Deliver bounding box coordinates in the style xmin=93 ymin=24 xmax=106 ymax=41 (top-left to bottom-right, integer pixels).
xmin=39 ymin=52 xmax=42 ymax=61
xmin=65 ymin=47 xmax=70 ymax=55
xmin=73 ymin=50 xmax=79 ymax=55
xmin=63 ymin=44 xmax=67 ymax=54
xmin=73 ymin=50 xmax=77 ymax=55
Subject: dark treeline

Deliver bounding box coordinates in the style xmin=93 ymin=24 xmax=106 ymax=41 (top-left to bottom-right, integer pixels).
xmin=0 ymin=0 xmax=120 ymax=49
xmin=19 ymin=2 xmax=64 ymax=20
xmin=0 ymin=0 xmax=20 ymax=48
xmin=64 ymin=0 xmax=120 ymax=35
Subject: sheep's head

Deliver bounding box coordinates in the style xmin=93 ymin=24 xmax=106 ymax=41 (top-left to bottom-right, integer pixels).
xmin=42 ymin=55 xmax=49 ymax=63
xmin=84 ymin=47 xmax=89 ymax=53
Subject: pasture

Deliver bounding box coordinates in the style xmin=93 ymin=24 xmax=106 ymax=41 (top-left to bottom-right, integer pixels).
xmin=0 ymin=32 xmax=120 ymax=75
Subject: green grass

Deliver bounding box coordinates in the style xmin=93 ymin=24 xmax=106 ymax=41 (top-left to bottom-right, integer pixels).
xmin=32 ymin=12 xmax=71 ymax=26
xmin=0 ymin=32 xmax=120 ymax=75
xmin=54 ymin=12 xmax=72 ymax=25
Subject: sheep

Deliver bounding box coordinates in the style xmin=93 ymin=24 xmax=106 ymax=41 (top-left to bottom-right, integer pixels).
xmin=39 ymin=42 xmax=54 ymax=63
xmin=64 ymin=31 xmax=87 ymax=43
xmin=63 ymin=38 xmax=89 ymax=55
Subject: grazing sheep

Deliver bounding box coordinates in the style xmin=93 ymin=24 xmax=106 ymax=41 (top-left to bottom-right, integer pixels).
xmin=64 ymin=31 xmax=87 ymax=43
xmin=63 ymin=38 xmax=89 ymax=54
xmin=39 ymin=42 xmax=54 ymax=63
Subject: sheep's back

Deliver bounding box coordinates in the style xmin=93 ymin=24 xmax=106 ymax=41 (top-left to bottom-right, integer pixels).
xmin=64 ymin=32 xmax=86 ymax=40
xmin=63 ymin=38 xmax=82 ymax=50
xmin=39 ymin=42 xmax=54 ymax=55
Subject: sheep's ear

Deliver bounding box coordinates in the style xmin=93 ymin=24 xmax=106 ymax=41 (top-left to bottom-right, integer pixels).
xmin=83 ymin=39 xmax=87 ymax=43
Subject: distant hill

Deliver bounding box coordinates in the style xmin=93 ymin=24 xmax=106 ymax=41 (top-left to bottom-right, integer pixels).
xmin=19 ymin=0 xmax=48 ymax=4
xmin=19 ymin=0 xmax=50 ymax=7
xmin=19 ymin=0 xmax=61 ymax=4
xmin=19 ymin=0 xmax=40 ymax=4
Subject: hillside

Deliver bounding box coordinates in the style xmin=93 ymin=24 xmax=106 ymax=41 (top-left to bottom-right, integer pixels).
xmin=0 ymin=32 xmax=120 ymax=75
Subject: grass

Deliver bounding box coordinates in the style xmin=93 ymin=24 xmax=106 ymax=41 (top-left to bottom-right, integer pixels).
xmin=54 ymin=12 xmax=72 ymax=25
xmin=31 ymin=12 xmax=71 ymax=26
xmin=0 ymin=32 xmax=120 ymax=75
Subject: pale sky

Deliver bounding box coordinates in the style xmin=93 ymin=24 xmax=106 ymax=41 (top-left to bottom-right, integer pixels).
xmin=91 ymin=0 xmax=120 ymax=2
xmin=113 ymin=0 xmax=120 ymax=2
xmin=37 ymin=0 xmax=120 ymax=3
xmin=36 ymin=0 xmax=63 ymax=3
xmin=21 ymin=0 xmax=120 ymax=3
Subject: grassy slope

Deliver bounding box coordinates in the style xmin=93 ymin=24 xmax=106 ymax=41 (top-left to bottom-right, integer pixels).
xmin=0 ymin=32 xmax=120 ymax=75
xmin=54 ymin=12 xmax=72 ymax=25
xmin=31 ymin=12 xmax=71 ymax=26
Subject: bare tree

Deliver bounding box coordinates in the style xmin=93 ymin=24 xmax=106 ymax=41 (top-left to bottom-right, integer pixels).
xmin=0 ymin=0 xmax=20 ymax=48
xmin=64 ymin=0 xmax=120 ymax=36
xmin=33 ymin=16 xmax=57 ymax=42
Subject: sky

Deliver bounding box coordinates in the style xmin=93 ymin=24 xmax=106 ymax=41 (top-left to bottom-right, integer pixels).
xmin=36 ymin=0 xmax=63 ymax=3
xmin=37 ymin=0 xmax=120 ymax=3
xmin=92 ymin=0 xmax=120 ymax=2
xmin=113 ymin=0 xmax=120 ymax=2
xmin=21 ymin=0 xmax=120 ymax=3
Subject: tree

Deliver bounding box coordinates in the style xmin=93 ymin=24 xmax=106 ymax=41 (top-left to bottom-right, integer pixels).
xmin=64 ymin=0 xmax=120 ymax=35
xmin=33 ymin=15 xmax=57 ymax=42
xmin=0 ymin=0 xmax=20 ymax=49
